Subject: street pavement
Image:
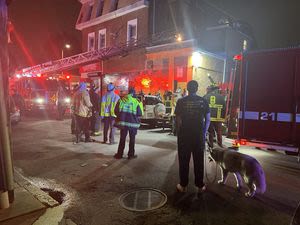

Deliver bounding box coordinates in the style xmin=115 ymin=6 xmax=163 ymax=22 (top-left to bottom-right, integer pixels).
xmin=6 ymin=115 xmax=300 ymax=225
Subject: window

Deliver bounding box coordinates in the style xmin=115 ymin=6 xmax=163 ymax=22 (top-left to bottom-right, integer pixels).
xmin=127 ymin=19 xmax=137 ymax=45
xmin=85 ymin=4 xmax=94 ymax=22
xmin=98 ymin=29 xmax=106 ymax=49
xmin=96 ymin=0 xmax=104 ymax=17
xmin=88 ymin=32 xmax=95 ymax=51
xmin=110 ymin=0 xmax=119 ymax=12
xmin=146 ymin=60 xmax=153 ymax=69
xmin=162 ymin=58 xmax=169 ymax=75
xmin=174 ymin=56 xmax=188 ymax=82
xmin=78 ymin=12 xmax=84 ymax=24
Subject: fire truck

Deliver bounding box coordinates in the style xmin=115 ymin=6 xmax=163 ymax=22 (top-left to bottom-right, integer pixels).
xmin=226 ymin=47 xmax=300 ymax=156
xmin=10 ymin=75 xmax=71 ymax=113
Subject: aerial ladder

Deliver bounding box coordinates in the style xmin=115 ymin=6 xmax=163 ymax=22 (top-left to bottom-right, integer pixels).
xmin=17 ymin=40 xmax=147 ymax=77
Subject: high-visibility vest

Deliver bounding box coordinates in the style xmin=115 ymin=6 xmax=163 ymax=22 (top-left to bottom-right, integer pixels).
xmin=115 ymin=94 xmax=142 ymax=129
xmin=100 ymin=91 xmax=120 ymax=117
xmin=204 ymin=92 xmax=226 ymax=122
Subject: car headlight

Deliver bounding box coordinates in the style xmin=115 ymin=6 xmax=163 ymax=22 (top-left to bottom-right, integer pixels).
xmin=64 ymin=98 xmax=71 ymax=103
xmin=35 ymin=98 xmax=45 ymax=104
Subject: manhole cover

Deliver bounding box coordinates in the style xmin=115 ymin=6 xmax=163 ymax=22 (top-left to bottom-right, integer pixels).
xmin=119 ymin=188 xmax=167 ymax=212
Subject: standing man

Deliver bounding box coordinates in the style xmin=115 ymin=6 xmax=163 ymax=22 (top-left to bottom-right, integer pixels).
xmin=100 ymin=83 xmax=120 ymax=144
xmin=89 ymin=83 xmax=101 ymax=136
xmin=114 ymin=87 xmax=143 ymax=159
xmin=175 ymin=80 xmax=210 ymax=193
xmin=204 ymin=85 xmax=226 ymax=148
xmin=72 ymin=82 xmax=93 ymax=143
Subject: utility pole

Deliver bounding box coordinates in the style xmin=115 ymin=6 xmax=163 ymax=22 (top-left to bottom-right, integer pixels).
xmin=0 ymin=0 xmax=14 ymax=209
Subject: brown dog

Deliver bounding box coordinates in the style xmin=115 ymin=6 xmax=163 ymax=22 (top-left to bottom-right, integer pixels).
xmin=209 ymin=147 xmax=266 ymax=197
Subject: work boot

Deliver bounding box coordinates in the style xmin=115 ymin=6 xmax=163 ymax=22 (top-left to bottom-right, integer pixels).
xmin=176 ymin=184 xmax=187 ymax=193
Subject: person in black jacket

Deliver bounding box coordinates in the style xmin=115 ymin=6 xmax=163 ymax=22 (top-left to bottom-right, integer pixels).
xmin=175 ymin=80 xmax=210 ymax=193
xmin=89 ymin=84 xmax=101 ymax=136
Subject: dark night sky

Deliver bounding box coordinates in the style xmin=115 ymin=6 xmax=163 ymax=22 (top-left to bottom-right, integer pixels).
xmin=210 ymin=0 xmax=300 ymax=49
xmin=8 ymin=0 xmax=82 ymax=69
xmin=7 ymin=0 xmax=300 ymax=69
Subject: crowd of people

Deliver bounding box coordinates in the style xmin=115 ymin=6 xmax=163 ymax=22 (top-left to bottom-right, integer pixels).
xmin=70 ymin=82 xmax=143 ymax=160
xmin=70 ymin=80 xmax=226 ymax=194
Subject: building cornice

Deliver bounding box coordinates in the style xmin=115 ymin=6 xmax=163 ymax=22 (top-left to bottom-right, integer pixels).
xmin=146 ymin=39 xmax=225 ymax=60
xmin=76 ymin=0 xmax=148 ymax=31
xmin=146 ymin=40 xmax=196 ymax=53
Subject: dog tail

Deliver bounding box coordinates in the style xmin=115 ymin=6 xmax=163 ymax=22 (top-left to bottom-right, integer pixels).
xmin=254 ymin=164 xmax=267 ymax=194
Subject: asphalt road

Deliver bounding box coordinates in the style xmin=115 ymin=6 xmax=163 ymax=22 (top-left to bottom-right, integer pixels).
xmin=11 ymin=116 xmax=300 ymax=225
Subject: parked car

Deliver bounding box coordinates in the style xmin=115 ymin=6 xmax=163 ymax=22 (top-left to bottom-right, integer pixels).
xmin=137 ymin=95 xmax=167 ymax=127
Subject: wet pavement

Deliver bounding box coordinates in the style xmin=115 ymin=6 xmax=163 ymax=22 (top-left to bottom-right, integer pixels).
xmin=9 ymin=116 xmax=300 ymax=225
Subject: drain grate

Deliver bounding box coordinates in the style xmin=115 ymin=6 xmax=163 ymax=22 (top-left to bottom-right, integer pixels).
xmin=119 ymin=188 xmax=167 ymax=212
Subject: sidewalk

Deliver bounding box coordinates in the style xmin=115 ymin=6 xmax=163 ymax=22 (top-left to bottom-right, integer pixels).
xmin=0 ymin=170 xmax=76 ymax=225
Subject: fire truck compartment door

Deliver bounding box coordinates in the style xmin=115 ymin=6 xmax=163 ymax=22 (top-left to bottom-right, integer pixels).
xmin=239 ymin=51 xmax=300 ymax=145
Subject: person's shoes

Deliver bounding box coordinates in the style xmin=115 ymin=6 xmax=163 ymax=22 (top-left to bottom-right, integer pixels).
xmin=176 ymin=184 xmax=187 ymax=193
xmin=93 ymin=131 xmax=101 ymax=136
xmin=102 ymin=141 xmax=107 ymax=144
xmin=85 ymin=138 xmax=96 ymax=143
xmin=198 ymin=185 xmax=207 ymax=194
xmin=127 ymin=155 xmax=137 ymax=159
xmin=114 ymin=153 xmax=123 ymax=159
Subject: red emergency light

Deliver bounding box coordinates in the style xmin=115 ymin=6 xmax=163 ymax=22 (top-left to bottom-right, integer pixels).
xmin=233 ymin=54 xmax=243 ymax=61
xmin=66 ymin=75 xmax=70 ymax=79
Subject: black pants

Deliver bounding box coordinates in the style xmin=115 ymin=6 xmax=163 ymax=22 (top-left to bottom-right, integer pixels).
xmin=75 ymin=115 xmax=90 ymax=142
xmin=71 ymin=114 xmax=76 ymax=134
xmin=177 ymin=134 xmax=205 ymax=188
xmin=103 ymin=117 xmax=116 ymax=143
xmin=208 ymin=121 xmax=223 ymax=148
xmin=116 ymin=128 xmax=137 ymax=157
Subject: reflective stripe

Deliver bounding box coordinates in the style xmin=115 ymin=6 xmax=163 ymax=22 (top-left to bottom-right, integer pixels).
xmin=296 ymin=114 xmax=300 ymax=123
xmin=240 ymin=111 xmax=300 ymax=123
xmin=277 ymin=113 xmax=293 ymax=122
xmin=117 ymin=121 xmax=140 ymax=128
xmin=244 ymin=111 xmax=259 ymax=120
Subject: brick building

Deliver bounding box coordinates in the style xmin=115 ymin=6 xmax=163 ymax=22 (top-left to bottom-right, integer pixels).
xmin=76 ymin=0 xmax=150 ymax=93
xmin=76 ymin=0 xmax=249 ymax=95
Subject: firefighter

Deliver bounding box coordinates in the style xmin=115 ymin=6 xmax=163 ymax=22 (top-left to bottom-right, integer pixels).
xmin=72 ymin=82 xmax=94 ymax=143
xmin=175 ymin=80 xmax=210 ymax=193
xmin=163 ymin=90 xmax=172 ymax=114
xmin=100 ymin=83 xmax=120 ymax=144
xmin=204 ymin=85 xmax=226 ymax=148
xmin=113 ymin=87 xmax=143 ymax=159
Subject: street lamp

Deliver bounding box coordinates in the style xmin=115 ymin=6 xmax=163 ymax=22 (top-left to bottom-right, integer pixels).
xmin=61 ymin=44 xmax=71 ymax=59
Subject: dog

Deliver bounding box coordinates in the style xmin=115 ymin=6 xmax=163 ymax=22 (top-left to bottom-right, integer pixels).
xmin=209 ymin=147 xmax=266 ymax=197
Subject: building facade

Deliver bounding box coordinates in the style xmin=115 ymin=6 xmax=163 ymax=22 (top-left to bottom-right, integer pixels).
xmin=76 ymin=0 xmax=248 ymax=95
